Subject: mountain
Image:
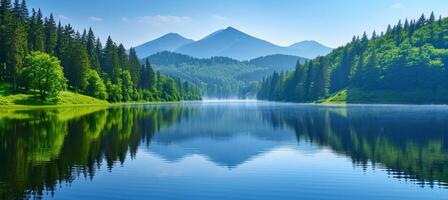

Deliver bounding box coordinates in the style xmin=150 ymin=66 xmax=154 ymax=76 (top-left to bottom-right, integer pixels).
xmin=176 ymin=27 xmax=332 ymax=60
xmin=135 ymin=27 xmax=332 ymax=60
xmin=134 ymin=33 xmax=194 ymax=58
xmin=288 ymin=40 xmax=334 ymax=59
xmin=176 ymin=27 xmax=289 ymax=60
xmin=258 ymin=15 xmax=448 ymax=104
xmin=146 ymin=51 xmax=307 ymax=98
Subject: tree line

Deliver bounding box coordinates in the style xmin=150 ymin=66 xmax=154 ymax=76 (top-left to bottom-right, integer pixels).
xmin=0 ymin=0 xmax=201 ymax=102
xmin=258 ymin=12 xmax=448 ymax=103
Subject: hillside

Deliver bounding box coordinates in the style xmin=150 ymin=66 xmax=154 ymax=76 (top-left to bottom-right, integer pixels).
xmin=248 ymin=54 xmax=308 ymax=72
xmin=258 ymin=13 xmax=448 ymax=104
xmin=135 ymin=27 xmax=332 ymax=60
xmin=146 ymin=52 xmax=306 ymax=98
xmin=0 ymin=83 xmax=108 ymax=106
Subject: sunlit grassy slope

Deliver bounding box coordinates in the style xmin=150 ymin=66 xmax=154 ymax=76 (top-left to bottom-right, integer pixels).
xmin=0 ymin=83 xmax=108 ymax=106
xmin=322 ymin=88 xmax=448 ymax=104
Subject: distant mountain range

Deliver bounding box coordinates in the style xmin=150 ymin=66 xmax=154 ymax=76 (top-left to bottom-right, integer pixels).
xmin=135 ymin=27 xmax=332 ymax=60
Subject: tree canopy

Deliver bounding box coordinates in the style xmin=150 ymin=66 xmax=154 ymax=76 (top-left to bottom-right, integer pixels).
xmin=258 ymin=13 xmax=448 ymax=104
xmin=0 ymin=0 xmax=201 ymax=103
xmin=22 ymin=51 xmax=66 ymax=101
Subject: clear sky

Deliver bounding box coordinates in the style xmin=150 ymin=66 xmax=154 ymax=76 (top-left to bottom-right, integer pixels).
xmin=28 ymin=0 xmax=448 ymax=48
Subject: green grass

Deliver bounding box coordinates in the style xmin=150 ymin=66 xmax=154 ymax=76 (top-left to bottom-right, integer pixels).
xmin=0 ymin=83 xmax=108 ymax=107
xmin=322 ymin=88 xmax=448 ymax=104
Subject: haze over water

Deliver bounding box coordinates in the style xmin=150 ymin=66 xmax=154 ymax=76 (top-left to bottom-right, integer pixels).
xmin=0 ymin=102 xmax=447 ymax=199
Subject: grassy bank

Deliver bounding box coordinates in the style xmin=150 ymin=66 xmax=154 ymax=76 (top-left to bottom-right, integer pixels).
xmin=0 ymin=83 xmax=108 ymax=108
xmin=321 ymin=88 xmax=448 ymax=104
xmin=0 ymin=83 xmax=189 ymax=109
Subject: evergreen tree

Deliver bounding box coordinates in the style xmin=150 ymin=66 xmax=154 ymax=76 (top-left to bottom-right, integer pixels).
xmin=101 ymin=36 xmax=119 ymax=76
xmin=140 ymin=58 xmax=155 ymax=89
xmin=62 ymin=41 xmax=90 ymax=91
xmin=116 ymin=43 xmax=128 ymax=70
xmin=85 ymin=28 xmax=100 ymax=71
xmin=0 ymin=0 xmax=13 ymax=80
xmin=11 ymin=0 xmax=19 ymax=18
xmin=94 ymin=37 xmax=102 ymax=71
xmin=44 ymin=14 xmax=57 ymax=54
xmin=18 ymin=0 xmax=26 ymax=19
xmin=128 ymin=48 xmax=141 ymax=87
xmin=28 ymin=9 xmax=44 ymax=51
xmin=7 ymin=17 xmax=27 ymax=90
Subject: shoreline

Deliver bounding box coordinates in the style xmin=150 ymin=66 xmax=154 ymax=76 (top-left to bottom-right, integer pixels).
xmin=3 ymin=99 xmax=448 ymax=110
xmin=0 ymin=101 xmax=179 ymax=110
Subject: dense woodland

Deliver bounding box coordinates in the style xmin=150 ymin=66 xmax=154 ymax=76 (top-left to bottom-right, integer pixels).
xmin=0 ymin=0 xmax=201 ymax=102
xmin=147 ymin=51 xmax=305 ymax=98
xmin=258 ymin=13 xmax=448 ymax=103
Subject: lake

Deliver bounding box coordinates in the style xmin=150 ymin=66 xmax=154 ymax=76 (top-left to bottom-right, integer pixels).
xmin=0 ymin=101 xmax=447 ymax=200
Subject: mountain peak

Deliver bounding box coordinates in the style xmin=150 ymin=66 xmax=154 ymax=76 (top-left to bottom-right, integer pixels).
xmin=224 ymin=26 xmax=237 ymax=31
xmin=160 ymin=32 xmax=190 ymax=40
xmin=134 ymin=33 xmax=194 ymax=58
xmin=164 ymin=32 xmax=181 ymax=37
xmin=222 ymin=26 xmax=245 ymax=34
xmin=290 ymin=40 xmax=331 ymax=48
xmin=287 ymin=40 xmax=333 ymax=58
xmin=290 ymin=40 xmax=323 ymax=47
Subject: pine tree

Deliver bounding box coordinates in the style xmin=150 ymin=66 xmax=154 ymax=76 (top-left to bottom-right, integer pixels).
xmin=91 ymin=37 xmax=102 ymax=71
xmin=128 ymin=48 xmax=141 ymax=87
xmin=116 ymin=43 xmax=128 ymax=70
xmin=18 ymin=0 xmax=27 ymax=20
xmin=8 ymin=18 xmax=27 ymax=90
xmin=386 ymin=24 xmax=392 ymax=34
xmin=81 ymin=28 xmax=87 ymax=44
xmin=11 ymin=0 xmax=19 ymax=18
xmin=0 ymin=0 xmax=26 ymax=89
xmin=54 ymin=22 xmax=64 ymax=58
xmin=28 ymin=9 xmax=44 ymax=51
xmin=44 ymin=14 xmax=57 ymax=54
xmin=85 ymin=28 xmax=95 ymax=56
xmin=101 ymin=36 xmax=119 ymax=76
xmin=0 ymin=0 xmax=13 ymax=80
xmin=140 ymin=58 xmax=155 ymax=89
xmin=429 ymin=11 xmax=435 ymax=23
xmin=417 ymin=14 xmax=426 ymax=28
xmin=84 ymin=28 xmax=100 ymax=71
xmin=62 ymin=41 xmax=90 ymax=90
xmin=371 ymin=30 xmax=377 ymax=40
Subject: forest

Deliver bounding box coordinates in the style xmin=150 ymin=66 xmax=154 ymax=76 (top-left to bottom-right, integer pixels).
xmin=147 ymin=51 xmax=305 ymax=98
xmin=258 ymin=12 xmax=448 ymax=103
xmin=0 ymin=0 xmax=201 ymax=104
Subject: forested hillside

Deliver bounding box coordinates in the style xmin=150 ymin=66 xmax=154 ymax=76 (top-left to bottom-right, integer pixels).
xmin=147 ymin=51 xmax=305 ymax=98
xmin=258 ymin=13 xmax=448 ymax=104
xmin=0 ymin=0 xmax=201 ymax=104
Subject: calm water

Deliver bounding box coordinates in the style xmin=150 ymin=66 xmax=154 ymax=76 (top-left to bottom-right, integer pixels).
xmin=0 ymin=101 xmax=447 ymax=200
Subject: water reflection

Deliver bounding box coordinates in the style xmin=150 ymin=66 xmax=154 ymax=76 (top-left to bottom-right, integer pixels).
xmin=0 ymin=103 xmax=447 ymax=199
xmin=261 ymin=104 xmax=448 ymax=188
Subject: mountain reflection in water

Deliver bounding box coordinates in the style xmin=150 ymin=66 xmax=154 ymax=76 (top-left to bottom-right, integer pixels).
xmin=0 ymin=102 xmax=447 ymax=199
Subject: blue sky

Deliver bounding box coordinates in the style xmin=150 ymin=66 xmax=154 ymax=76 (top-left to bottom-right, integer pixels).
xmin=28 ymin=0 xmax=448 ymax=48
